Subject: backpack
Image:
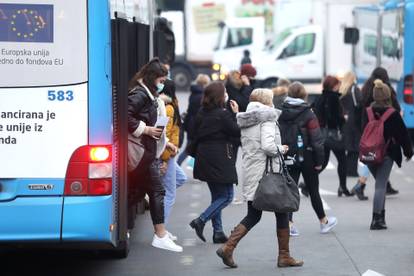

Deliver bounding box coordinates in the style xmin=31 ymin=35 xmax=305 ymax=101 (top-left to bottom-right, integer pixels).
xmin=279 ymin=116 xmax=305 ymax=166
xmin=359 ymin=107 xmax=395 ymax=165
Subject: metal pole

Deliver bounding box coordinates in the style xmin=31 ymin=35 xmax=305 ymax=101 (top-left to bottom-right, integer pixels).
xmin=376 ymin=8 xmax=383 ymax=68
xmin=148 ymin=0 xmax=154 ymax=59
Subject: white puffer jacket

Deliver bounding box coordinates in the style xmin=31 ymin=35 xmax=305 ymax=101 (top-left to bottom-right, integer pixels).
xmin=236 ymin=102 xmax=285 ymax=201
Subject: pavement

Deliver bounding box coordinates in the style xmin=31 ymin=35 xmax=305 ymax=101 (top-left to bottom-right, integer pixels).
xmin=2 ymin=91 xmax=414 ymax=276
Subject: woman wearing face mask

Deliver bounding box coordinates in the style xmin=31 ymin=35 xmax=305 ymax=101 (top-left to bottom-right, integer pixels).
xmin=189 ymin=82 xmax=241 ymax=244
xmin=314 ymin=76 xmax=351 ymax=197
xmin=128 ymin=58 xmax=182 ymax=252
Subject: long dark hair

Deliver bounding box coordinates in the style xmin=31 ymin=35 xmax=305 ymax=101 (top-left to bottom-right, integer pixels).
xmin=202 ymin=82 xmax=226 ymax=110
xmin=361 ymin=67 xmax=399 ymax=109
xmin=161 ymin=79 xmax=181 ymax=126
xmin=322 ymin=75 xmax=340 ymax=92
xmin=128 ymin=57 xmax=168 ymax=93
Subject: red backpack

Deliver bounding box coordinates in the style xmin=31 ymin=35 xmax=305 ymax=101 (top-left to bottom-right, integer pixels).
xmin=359 ymin=107 xmax=395 ymax=165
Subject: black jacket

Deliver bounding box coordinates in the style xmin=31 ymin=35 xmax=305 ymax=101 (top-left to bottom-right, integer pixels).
xmin=183 ymin=84 xmax=203 ymax=140
xmin=340 ymin=85 xmax=363 ymax=152
xmin=193 ymin=107 xmax=241 ymax=184
xmin=315 ymin=90 xmax=345 ymax=130
xmin=362 ymin=106 xmax=413 ymax=167
xmin=128 ymin=85 xmax=158 ymax=165
xmin=279 ymin=101 xmax=325 ymax=166
xmin=225 ymin=82 xmax=252 ymax=113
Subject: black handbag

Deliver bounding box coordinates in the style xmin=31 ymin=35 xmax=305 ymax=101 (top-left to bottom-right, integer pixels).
xmin=322 ymin=127 xmax=344 ymax=151
xmin=252 ymin=152 xmax=300 ymax=213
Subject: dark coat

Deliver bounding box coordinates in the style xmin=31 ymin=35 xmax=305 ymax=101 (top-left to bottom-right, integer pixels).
xmin=225 ymin=82 xmax=252 ymax=113
xmin=314 ymin=90 xmax=346 ymax=130
xmin=279 ymin=100 xmax=325 ymax=166
xmin=127 ymin=85 xmax=158 ymax=165
xmin=193 ymin=107 xmax=241 ymax=184
xmin=340 ymin=84 xmax=363 ymax=152
xmin=183 ymin=84 xmax=203 ymax=140
xmin=361 ymin=106 xmax=413 ymax=167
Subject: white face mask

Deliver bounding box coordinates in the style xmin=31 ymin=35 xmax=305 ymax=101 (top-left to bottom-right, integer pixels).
xmin=224 ymin=92 xmax=229 ymax=103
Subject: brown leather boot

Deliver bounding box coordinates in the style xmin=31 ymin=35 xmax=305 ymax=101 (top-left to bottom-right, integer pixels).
xmin=277 ymin=228 xmax=304 ymax=267
xmin=216 ymin=224 xmax=248 ymax=268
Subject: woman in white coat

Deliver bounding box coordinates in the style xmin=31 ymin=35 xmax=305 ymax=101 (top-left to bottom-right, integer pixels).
xmin=216 ymin=89 xmax=303 ymax=269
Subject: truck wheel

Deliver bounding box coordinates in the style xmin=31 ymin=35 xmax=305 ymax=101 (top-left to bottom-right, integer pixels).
xmin=261 ymin=77 xmax=278 ymax=88
xmin=172 ymin=66 xmax=192 ymax=91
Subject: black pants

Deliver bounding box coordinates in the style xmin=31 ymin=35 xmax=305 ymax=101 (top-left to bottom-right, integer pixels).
xmin=322 ymin=146 xmax=348 ymax=190
xmin=130 ymin=159 xmax=165 ymax=225
xmin=346 ymin=151 xmax=359 ymax=176
xmin=240 ymin=201 xmax=289 ymax=231
xmin=289 ymin=151 xmax=326 ymax=220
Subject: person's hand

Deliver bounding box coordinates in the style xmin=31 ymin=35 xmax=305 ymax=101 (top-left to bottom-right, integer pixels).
xmin=144 ymin=126 xmax=162 ymax=140
xmin=282 ymin=145 xmax=289 ymax=154
xmin=160 ymin=161 xmax=168 ymax=176
xmin=229 ymin=100 xmax=239 ymax=113
xmin=314 ymin=165 xmax=322 ymax=171
xmin=241 ymin=75 xmax=250 ymax=86
xmin=166 ymin=142 xmax=178 ymax=156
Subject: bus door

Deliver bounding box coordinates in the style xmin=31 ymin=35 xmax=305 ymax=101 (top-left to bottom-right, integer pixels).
xmin=0 ymin=0 xmax=88 ymax=241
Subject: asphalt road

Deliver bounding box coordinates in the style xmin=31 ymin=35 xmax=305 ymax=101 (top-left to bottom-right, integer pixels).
xmin=2 ymin=91 xmax=414 ymax=276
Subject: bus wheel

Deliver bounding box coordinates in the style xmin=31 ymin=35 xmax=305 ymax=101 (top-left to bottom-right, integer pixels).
xmin=172 ymin=65 xmax=192 ymax=91
xmin=261 ymin=77 xmax=278 ymax=89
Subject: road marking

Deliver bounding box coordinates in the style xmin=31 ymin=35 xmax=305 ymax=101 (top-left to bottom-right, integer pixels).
xmin=321 ymin=197 xmax=331 ymax=210
xmin=192 ymin=185 xmax=202 ymax=191
xmin=326 ymin=161 xmax=335 ymax=170
xmin=188 ymin=212 xmax=199 ymax=218
xmin=190 ymin=193 xmax=201 ymax=199
xmin=320 ymin=188 xmax=337 ymax=196
xmin=404 ymin=176 xmax=414 ymax=183
xmin=395 ymin=169 xmax=404 ymax=175
xmin=182 ymin=238 xmax=197 ymax=247
xmin=180 ymin=255 xmax=194 ymax=266
xmin=190 ymin=202 xmax=200 ymax=208
xmin=362 ymin=270 xmax=385 ymax=276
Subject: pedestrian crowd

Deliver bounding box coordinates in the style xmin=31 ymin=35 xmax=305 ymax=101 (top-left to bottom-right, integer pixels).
xmin=127 ymin=57 xmax=413 ymax=268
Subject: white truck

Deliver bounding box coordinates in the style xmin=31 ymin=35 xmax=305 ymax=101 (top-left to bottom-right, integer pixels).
xmin=213 ymin=0 xmax=378 ymax=89
xmin=162 ymin=0 xmax=278 ymax=90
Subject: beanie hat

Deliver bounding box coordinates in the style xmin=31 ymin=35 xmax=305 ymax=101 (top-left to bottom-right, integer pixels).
xmin=373 ymin=79 xmax=391 ymax=106
xmin=240 ymin=64 xmax=257 ymax=78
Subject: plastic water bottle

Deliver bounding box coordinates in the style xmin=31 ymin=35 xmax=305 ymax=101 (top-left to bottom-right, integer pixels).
xmin=297 ymin=135 xmax=304 ymax=162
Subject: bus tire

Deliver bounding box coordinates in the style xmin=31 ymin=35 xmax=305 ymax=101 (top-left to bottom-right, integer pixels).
xmin=171 ymin=65 xmax=192 ymax=91
xmin=261 ymin=77 xmax=279 ymax=89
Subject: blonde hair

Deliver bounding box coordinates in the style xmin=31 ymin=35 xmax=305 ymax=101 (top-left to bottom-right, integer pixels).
xmin=250 ymin=88 xmax=274 ymax=106
xmin=373 ymin=79 xmax=392 ymax=107
xmin=195 ymin=74 xmax=211 ymax=88
xmin=339 ymin=71 xmax=356 ymax=96
xmin=288 ymin=82 xmax=307 ymax=99
xmin=272 ymin=86 xmax=288 ymax=96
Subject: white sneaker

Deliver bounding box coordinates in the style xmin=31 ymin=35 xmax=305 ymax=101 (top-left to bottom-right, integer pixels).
xmin=166 ymin=231 xmax=178 ymax=241
xmin=152 ymin=234 xmax=183 ymax=252
xmin=320 ymin=216 xmax=338 ymax=234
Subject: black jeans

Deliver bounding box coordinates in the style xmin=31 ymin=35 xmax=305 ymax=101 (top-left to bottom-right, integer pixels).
xmin=289 ymin=151 xmax=326 ymax=220
xmin=130 ymin=159 xmax=165 ymax=225
xmin=322 ymin=146 xmax=348 ymax=190
xmin=240 ymin=201 xmax=289 ymax=231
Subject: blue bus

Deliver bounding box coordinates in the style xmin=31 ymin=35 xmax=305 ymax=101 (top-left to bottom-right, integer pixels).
xmin=0 ymin=0 xmax=164 ymax=258
xmin=348 ymin=0 xmax=414 ymax=132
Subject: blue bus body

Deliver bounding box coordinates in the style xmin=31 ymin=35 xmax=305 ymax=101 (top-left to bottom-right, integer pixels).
xmin=0 ymin=0 xmax=128 ymax=254
xmin=352 ymin=0 xmax=414 ymax=130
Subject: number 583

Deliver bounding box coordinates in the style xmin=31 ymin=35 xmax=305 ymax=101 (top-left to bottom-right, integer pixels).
xmin=48 ymin=90 xmax=74 ymax=101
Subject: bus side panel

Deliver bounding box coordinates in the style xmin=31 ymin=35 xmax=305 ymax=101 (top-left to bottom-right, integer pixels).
xmin=0 ymin=197 xmax=62 ymax=241
xmin=61 ymin=196 xmax=113 ymax=242
xmin=88 ymin=0 xmax=113 ymax=145
xmin=402 ymin=3 xmax=414 ymax=129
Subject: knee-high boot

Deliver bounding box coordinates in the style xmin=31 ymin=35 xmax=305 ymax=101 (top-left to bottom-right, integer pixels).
xmin=216 ymin=224 xmax=248 ymax=268
xmin=277 ymin=228 xmax=304 ymax=267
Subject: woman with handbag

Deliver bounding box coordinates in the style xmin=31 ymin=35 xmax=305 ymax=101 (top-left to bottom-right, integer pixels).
xmin=189 ymin=82 xmax=241 ymax=244
xmin=216 ymin=89 xmax=303 ymax=269
xmin=314 ymin=76 xmax=352 ymax=197
xmin=128 ymin=58 xmax=183 ymax=252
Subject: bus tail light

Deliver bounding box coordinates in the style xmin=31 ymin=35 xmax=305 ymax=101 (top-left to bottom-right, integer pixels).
xmin=65 ymin=145 xmax=112 ymax=196
xmin=403 ymin=75 xmax=413 ymax=104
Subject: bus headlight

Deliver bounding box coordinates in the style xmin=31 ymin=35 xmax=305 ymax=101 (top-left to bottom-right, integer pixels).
xmin=212 ymin=73 xmax=219 ymax=81
xmin=212 ymin=63 xmax=221 ymax=71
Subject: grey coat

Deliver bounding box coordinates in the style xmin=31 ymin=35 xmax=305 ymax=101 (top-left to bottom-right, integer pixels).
xmin=237 ymin=102 xmax=285 ymax=201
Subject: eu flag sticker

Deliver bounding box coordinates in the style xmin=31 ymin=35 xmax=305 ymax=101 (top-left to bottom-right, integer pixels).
xmin=0 ymin=3 xmax=53 ymax=43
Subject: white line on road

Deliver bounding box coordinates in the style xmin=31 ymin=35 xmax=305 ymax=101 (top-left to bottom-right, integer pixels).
xmin=362 ymin=270 xmax=385 ymax=276
xmin=326 ymin=161 xmax=336 ymax=170
xmin=180 ymin=255 xmax=194 ymax=266
xmin=319 ymin=188 xmax=337 ymax=196
xmin=190 ymin=202 xmax=200 ymax=208
xmin=182 ymin=238 xmax=197 ymax=247
xmin=321 ymin=197 xmax=331 ymax=210
xmin=404 ymin=176 xmax=414 ymax=183
xmin=188 ymin=213 xmax=199 ymax=219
